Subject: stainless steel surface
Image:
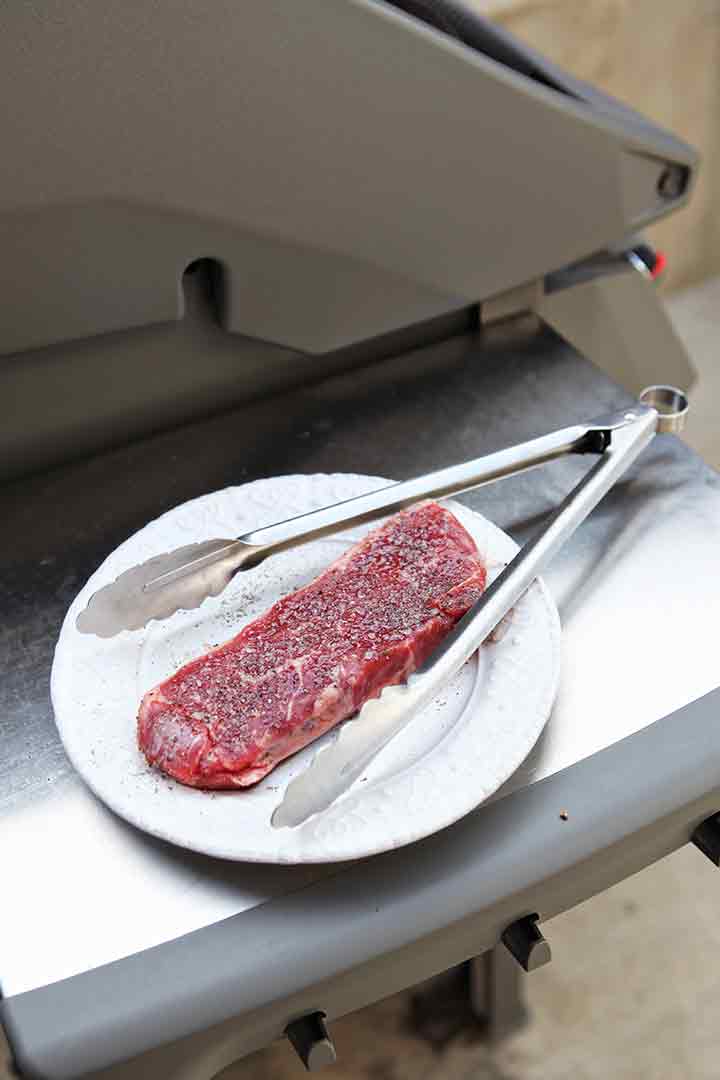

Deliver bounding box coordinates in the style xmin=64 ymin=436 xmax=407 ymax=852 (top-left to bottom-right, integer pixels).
xmin=639 ymin=385 xmax=690 ymax=433
xmin=275 ymin=405 xmax=658 ymax=827
xmin=2 ymin=321 xmax=720 ymax=998
xmin=77 ymin=408 xmax=637 ymax=637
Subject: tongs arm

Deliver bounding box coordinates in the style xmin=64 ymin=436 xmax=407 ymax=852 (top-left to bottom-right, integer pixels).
xmin=274 ymin=404 xmax=659 ymax=826
xmin=241 ymin=409 xmax=633 ymax=554
xmin=77 ymin=398 xmax=675 ymax=637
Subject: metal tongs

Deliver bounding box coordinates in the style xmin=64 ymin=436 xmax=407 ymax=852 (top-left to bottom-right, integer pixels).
xmin=78 ymin=385 xmax=688 ymax=639
xmin=77 ymin=386 xmax=688 ymax=823
xmin=272 ymin=385 xmax=689 ymax=826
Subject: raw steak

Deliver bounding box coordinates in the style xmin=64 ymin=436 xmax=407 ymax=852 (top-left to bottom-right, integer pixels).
xmin=138 ymin=501 xmax=487 ymax=788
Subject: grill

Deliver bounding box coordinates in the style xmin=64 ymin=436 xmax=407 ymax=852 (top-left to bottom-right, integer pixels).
xmin=1 ymin=3 xmax=718 ymax=1078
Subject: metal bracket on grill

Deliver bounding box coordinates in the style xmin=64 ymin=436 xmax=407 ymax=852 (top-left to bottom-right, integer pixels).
xmin=692 ymin=813 xmax=720 ymax=866
xmin=501 ymin=914 xmax=552 ymax=972
xmin=285 ymin=1012 xmax=337 ymax=1071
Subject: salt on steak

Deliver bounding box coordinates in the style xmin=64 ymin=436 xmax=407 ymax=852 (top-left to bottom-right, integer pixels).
xmin=138 ymin=501 xmax=487 ymax=788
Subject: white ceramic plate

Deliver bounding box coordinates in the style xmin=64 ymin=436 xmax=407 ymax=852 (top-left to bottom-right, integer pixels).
xmin=51 ymin=474 xmax=561 ymax=864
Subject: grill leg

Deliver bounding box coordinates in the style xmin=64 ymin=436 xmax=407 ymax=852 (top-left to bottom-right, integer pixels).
xmin=469 ymin=947 xmax=529 ymax=1041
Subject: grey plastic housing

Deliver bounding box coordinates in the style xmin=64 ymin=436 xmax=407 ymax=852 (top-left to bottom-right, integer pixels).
xmin=0 ymin=0 xmax=698 ymax=481
xmin=0 ymin=0 xmax=694 ymax=360
xmin=1 ymin=267 xmax=475 ymax=480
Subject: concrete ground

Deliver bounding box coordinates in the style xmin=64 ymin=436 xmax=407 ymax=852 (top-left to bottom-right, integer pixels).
xmin=222 ymin=279 xmax=720 ymax=1080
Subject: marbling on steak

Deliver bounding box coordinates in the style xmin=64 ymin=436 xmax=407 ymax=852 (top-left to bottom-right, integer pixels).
xmin=137 ymin=501 xmax=487 ymax=788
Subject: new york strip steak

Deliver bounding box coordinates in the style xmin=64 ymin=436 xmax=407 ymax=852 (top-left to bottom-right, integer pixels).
xmin=138 ymin=501 xmax=487 ymax=788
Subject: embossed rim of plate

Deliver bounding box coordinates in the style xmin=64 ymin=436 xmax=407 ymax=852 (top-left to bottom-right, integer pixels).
xmin=51 ymin=475 xmax=562 ymax=864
